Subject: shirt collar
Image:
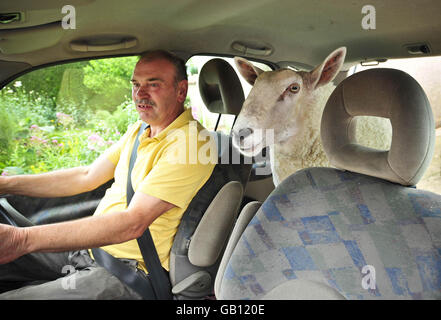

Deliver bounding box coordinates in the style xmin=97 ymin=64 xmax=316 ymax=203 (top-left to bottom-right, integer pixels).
xmin=141 ymin=108 xmax=195 ymax=141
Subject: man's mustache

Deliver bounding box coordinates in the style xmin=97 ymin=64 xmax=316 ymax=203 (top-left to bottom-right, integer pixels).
xmin=135 ymin=99 xmax=156 ymax=107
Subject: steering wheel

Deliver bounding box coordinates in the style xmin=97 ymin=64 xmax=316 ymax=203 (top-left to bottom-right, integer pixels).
xmin=0 ymin=197 xmax=34 ymax=227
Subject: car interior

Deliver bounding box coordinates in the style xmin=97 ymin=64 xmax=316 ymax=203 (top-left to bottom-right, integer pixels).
xmin=0 ymin=0 xmax=440 ymax=300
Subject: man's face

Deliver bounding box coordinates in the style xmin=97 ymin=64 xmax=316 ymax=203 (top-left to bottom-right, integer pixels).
xmin=131 ymin=58 xmax=187 ymax=126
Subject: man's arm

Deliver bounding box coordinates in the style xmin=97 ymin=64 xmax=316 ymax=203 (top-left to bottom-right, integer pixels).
xmin=0 ymin=191 xmax=176 ymax=264
xmin=0 ymin=153 xmax=116 ymax=198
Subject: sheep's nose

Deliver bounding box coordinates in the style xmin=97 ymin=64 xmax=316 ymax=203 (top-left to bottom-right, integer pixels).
xmin=238 ymin=128 xmax=253 ymax=140
xmin=234 ymin=127 xmax=253 ymax=148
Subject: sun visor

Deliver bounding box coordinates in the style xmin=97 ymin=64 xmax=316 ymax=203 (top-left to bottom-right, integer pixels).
xmin=0 ymin=22 xmax=65 ymax=54
xmin=0 ymin=0 xmax=96 ymax=53
xmin=0 ymin=0 xmax=94 ymax=28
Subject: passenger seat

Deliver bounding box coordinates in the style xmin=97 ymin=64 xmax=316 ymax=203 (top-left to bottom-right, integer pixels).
xmin=215 ymin=68 xmax=441 ymax=299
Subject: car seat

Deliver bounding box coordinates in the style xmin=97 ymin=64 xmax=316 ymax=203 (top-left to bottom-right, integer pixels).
xmin=168 ymin=58 xmax=253 ymax=299
xmin=197 ymin=58 xmax=252 ymax=185
xmin=215 ymin=68 xmax=441 ymax=299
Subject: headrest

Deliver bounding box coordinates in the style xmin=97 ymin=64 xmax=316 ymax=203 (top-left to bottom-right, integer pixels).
xmin=198 ymin=59 xmax=245 ymax=115
xmin=321 ymin=68 xmax=435 ymax=186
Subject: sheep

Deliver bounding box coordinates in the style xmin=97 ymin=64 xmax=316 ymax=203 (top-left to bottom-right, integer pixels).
xmin=231 ymin=47 xmax=392 ymax=186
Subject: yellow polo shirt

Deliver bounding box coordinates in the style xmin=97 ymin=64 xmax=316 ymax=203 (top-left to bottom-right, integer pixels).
xmin=92 ymin=109 xmax=216 ymax=273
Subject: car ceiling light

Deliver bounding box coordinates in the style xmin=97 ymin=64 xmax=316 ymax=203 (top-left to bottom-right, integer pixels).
xmin=0 ymin=13 xmax=22 ymax=25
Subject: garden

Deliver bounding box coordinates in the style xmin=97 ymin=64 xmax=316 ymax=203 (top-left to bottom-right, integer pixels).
xmin=0 ymin=56 xmax=141 ymax=176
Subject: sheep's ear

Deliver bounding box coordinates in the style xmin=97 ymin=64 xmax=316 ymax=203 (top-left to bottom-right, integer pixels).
xmin=308 ymin=47 xmax=346 ymax=89
xmin=234 ymin=56 xmax=265 ymax=86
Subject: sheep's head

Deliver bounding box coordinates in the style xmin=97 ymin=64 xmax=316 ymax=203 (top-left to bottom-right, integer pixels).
xmin=232 ymin=47 xmax=346 ymax=157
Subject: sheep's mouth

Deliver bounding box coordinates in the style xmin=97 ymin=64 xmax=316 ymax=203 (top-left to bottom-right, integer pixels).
xmin=232 ymin=132 xmax=265 ymax=157
xmin=239 ymin=143 xmax=264 ymax=157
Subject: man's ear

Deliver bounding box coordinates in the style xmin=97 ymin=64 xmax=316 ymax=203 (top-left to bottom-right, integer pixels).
xmin=307 ymin=47 xmax=346 ymax=89
xmin=234 ymin=56 xmax=265 ymax=86
xmin=177 ymin=80 xmax=188 ymax=104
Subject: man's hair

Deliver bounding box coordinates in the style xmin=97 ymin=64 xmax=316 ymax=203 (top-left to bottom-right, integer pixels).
xmin=138 ymin=50 xmax=188 ymax=85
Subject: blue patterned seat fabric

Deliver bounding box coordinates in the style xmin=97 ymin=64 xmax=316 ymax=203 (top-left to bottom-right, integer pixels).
xmin=220 ymin=167 xmax=441 ymax=299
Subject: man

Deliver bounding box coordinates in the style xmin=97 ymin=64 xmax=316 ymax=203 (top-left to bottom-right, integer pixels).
xmin=0 ymin=50 xmax=216 ymax=299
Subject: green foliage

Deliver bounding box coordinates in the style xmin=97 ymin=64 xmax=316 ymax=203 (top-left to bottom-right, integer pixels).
xmin=0 ymin=106 xmax=17 ymax=167
xmin=187 ymin=63 xmax=199 ymax=75
xmin=83 ymin=56 xmax=137 ymax=95
xmin=0 ymin=56 xmax=140 ymax=176
xmin=0 ymin=100 xmax=134 ymax=175
xmin=91 ymin=100 xmax=139 ymax=134
xmin=0 ymin=87 xmax=56 ymax=127
xmin=4 ymin=61 xmax=88 ymax=102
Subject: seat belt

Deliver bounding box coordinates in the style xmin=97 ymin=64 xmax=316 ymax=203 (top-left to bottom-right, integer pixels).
xmin=92 ymin=122 xmax=172 ymax=300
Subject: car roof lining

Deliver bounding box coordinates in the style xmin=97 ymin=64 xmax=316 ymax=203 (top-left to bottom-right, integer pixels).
xmin=0 ymin=0 xmax=440 ymax=84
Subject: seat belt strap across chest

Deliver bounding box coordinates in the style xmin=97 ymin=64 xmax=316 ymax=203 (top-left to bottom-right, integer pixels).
xmin=128 ymin=122 xmax=172 ymax=300
xmin=93 ymin=122 xmax=172 ymax=300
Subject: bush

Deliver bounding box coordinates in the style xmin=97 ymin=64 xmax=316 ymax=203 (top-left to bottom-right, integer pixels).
xmin=0 ymin=56 xmax=140 ymax=176
xmin=0 ymin=103 xmax=137 ymax=176
xmin=1 ymin=84 xmax=56 ymax=127
xmin=3 ymin=62 xmax=88 ymax=101
xmin=0 ymin=106 xmax=17 ymax=168
xmin=83 ymin=56 xmax=137 ymax=95
xmin=92 ymin=99 xmax=138 ymax=133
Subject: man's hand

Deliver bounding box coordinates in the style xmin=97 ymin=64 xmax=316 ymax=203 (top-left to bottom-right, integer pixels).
xmin=0 ymin=223 xmax=29 ymax=264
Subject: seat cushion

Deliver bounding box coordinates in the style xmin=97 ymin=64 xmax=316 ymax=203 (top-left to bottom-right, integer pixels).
xmin=217 ymin=167 xmax=441 ymax=299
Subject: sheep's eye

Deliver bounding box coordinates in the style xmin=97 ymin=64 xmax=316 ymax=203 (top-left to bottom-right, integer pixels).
xmin=289 ymin=83 xmax=300 ymax=93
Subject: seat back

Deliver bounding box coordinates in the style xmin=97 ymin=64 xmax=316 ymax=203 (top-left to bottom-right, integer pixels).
xmin=216 ymin=68 xmax=441 ymax=299
xmin=169 ymin=58 xmax=252 ymax=299
xmin=198 ymin=57 xmax=253 ymax=186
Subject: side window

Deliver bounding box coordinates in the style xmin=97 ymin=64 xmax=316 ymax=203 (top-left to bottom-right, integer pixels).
xmin=349 ymin=56 xmax=441 ymax=193
xmin=0 ymin=57 xmax=138 ymax=176
xmin=0 ymin=55 xmax=272 ymax=177
xmin=185 ymin=56 xmax=272 ymax=134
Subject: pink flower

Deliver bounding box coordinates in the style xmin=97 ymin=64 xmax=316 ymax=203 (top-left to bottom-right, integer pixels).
xmin=30 ymin=125 xmax=40 ymax=130
xmin=88 ymin=133 xmax=101 ymax=142
xmin=1 ymin=171 xmax=9 ymax=176
xmin=56 ymin=112 xmax=73 ymax=126
xmin=191 ymin=109 xmax=199 ymax=120
xmin=52 ymin=139 xmax=58 ymax=144
xmin=88 ymin=133 xmax=105 ymax=147
xmin=56 ymin=112 xmax=71 ymax=119
xmin=30 ymin=136 xmax=45 ymax=143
